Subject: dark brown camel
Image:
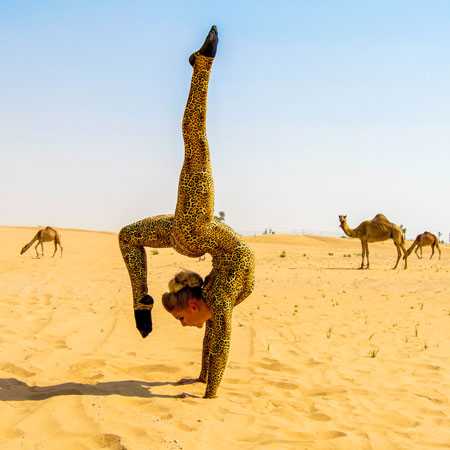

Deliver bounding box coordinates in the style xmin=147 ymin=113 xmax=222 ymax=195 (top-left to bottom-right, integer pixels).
xmin=407 ymin=232 xmax=441 ymax=260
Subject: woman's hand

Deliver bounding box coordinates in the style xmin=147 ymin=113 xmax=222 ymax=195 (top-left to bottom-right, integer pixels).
xmin=177 ymin=392 xmax=200 ymax=398
xmin=176 ymin=377 xmax=202 ymax=385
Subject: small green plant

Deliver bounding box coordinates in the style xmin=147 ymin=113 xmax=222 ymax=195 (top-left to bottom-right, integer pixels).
xmin=328 ymin=252 xmax=334 ymax=256
xmin=369 ymin=333 xmax=375 ymax=341
xmin=369 ymin=348 xmax=379 ymax=358
xmin=326 ymin=327 xmax=332 ymax=339
xmin=280 ymin=251 xmax=286 ymax=258
xmin=423 ymin=342 xmax=428 ymax=351
xmin=266 ymin=339 xmax=271 ymax=351
xmin=287 ymin=327 xmax=298 ymax=343
xmin=151 ymin=249 xmax=159 ymax=255
xmin=420 ymin=303 xmax=424 ymax=310
xmin=415 ymin=325 xmax=419 ymax=337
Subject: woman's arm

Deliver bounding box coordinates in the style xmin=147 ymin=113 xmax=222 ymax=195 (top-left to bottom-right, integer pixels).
xmin=203 ymin=303 xmax=232 ymax=398
xmin=199 ymin=319 xmax=214 ymax=382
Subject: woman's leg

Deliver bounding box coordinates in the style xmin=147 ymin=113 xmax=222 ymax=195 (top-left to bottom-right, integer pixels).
xmin=173 ymin=27 xmax=218 ymax=255
xmin=119 ymin=214 xmax=174 ymax=337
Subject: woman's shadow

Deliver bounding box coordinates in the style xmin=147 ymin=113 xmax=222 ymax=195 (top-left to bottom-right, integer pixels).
xmin=0 ymin=378 xmax=182 ymax=401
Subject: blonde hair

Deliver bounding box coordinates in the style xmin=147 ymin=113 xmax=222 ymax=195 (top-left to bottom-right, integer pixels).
xmin=161 ymin=270 xmax=203 ymax=312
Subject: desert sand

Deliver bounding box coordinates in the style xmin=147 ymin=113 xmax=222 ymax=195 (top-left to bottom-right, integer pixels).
xmin=0 ymin=226 xmax=449 ymax=450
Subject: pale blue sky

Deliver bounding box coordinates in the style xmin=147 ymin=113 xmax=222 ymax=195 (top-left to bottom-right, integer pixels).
xmin=1 ymin=1 xmax=449 ymax=240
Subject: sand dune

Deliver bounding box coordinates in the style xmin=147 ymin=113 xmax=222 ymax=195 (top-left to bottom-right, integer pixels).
xmin=0 ymin=226 xmax=449 ymax=449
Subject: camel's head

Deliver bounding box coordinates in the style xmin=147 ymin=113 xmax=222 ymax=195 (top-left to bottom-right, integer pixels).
xmin=20 ymin=246 xmax=27 ymax=255
xmin=338 ymin=215 xmax=347 ymax=227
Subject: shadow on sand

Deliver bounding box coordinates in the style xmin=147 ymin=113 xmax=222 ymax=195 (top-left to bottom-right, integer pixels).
xmin=0 ymin=378 xmax=181 ymax=401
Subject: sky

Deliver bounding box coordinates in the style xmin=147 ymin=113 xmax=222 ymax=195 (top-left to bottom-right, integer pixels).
xmin=1 ymin=0 xmax=450 ymax=240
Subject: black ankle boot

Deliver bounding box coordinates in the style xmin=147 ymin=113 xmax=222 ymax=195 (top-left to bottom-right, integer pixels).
xmin=189 ymin=25 xmax=219 ymax=66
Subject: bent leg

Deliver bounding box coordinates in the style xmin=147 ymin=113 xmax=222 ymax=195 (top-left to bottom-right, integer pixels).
xmin=119 ymin=215 xmax=173 ymax=309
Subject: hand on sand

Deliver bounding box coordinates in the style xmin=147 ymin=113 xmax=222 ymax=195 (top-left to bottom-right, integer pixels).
xmin=176 ymin=377 xmax=201 ymax=385
xmin=177 ymin=392 xmax=200 ymax=399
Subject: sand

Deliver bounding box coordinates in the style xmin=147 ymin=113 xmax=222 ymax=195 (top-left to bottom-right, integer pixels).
xmin=0 ymin=226 xmax=449 ymax=450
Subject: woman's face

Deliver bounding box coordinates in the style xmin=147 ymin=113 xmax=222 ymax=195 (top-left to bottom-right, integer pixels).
xmin=170 ymin=300 xmax=211 ymax=328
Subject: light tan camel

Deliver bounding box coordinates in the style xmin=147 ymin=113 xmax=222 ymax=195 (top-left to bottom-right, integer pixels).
xmin=407 ymin=231 xmax=441 ymax=260
xmin=20 ymin=227 xmax=63 ymax=258
xmin=339 ymin=214 xmax=407 ymax=269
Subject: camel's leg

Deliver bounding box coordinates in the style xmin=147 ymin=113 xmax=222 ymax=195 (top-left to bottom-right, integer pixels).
xmin=359 ymin=241 xmax=365 ymax=269
xmin=41 ymin=241 xmax=45 ymax=257
xmin=430 ymin=244 xmax=435 ymax=260
xmin=52 ymin=239 xmax=58 ymax=257
xmin=34 ymin=242 xmax=41 ymax=258
xmin=414 ymin=246 xmax=420 ymax=259
xmin=365 ymin=242 xmax=370 ymax=268
xmin=402 ymin=243 xmax=408 ymax=269
xmin=437 ymin=244 xmax=441 ymax=260
xmin=419 ymin=246 xmax=423 ymax=259
xmin=393 ymin=243 xmax=402 ymax=269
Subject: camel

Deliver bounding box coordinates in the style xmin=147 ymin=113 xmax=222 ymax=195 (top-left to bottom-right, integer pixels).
xmin=20 ymin=227 xmax=63 ymax=258
xmin=406 ymin=231 xmax=441 ymax=260
xmin=338 ymin=214 xmax=407 ymax=269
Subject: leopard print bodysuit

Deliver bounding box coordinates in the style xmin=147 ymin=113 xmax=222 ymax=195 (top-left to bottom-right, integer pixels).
xmin=119 ymin=53 xmax=255 ymax=399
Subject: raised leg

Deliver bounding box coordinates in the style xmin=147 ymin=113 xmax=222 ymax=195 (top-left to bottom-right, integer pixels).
xmin=173 ymin=27 xmax=218 ymax=253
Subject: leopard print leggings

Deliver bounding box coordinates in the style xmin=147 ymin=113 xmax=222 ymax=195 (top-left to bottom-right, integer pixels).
xmin=119 ymin=53 xmax=255 ymax=398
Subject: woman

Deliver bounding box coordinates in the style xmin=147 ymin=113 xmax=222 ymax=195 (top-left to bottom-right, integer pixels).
xmin=119 ymin=26 xmax=255 ymax=399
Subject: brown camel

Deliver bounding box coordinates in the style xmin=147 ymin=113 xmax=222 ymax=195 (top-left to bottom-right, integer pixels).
xmin=338 ymin=214 xmax=407 ymax=269
xmin=407 ymin=231 xmax=441 ymax=260
xmin=20 ymin=227 xmax=63 ymax=258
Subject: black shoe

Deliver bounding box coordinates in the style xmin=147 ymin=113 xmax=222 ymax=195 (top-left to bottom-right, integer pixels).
xmin=189 ymin=25 xmax=219 ymax=66
xmin=134 ymin=294 xmax=154 ymax=338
